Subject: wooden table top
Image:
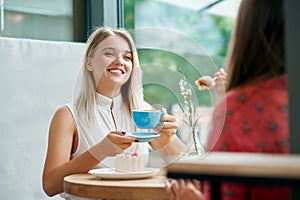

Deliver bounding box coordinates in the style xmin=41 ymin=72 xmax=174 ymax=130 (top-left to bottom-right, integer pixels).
xmin=64 ymin=172 xmax=168 ymax=200
xmin=167 ymin=152 xmax=300 ymax=179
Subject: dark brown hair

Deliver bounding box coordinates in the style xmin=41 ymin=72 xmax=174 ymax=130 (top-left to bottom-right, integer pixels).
xmin=225 ymin=0 xmax=285 ymax=92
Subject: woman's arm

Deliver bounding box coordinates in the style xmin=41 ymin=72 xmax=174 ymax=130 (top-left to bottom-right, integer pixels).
xmin=42 ymin=106 xmax=136 ymax=196
xmin=42 ymin=106 xmax=100 ymax=196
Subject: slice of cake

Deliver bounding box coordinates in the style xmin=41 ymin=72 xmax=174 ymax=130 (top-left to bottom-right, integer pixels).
xmin=115 ymin=153 xmax=145 ymax=172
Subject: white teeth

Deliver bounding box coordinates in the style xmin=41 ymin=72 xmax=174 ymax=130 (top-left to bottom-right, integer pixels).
xmin=109 ymin=69 xmax=123 ymax=75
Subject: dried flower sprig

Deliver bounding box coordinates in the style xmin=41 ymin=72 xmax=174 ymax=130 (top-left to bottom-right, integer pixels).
xmin=178 ymin=69 xmax=202 ymax=153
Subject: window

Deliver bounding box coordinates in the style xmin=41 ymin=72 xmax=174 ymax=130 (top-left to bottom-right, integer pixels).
xmin=123 ymin=0 xmax=239 ymax=143
xmin=124 ymin=0 xmax=238 ymax=110
xmin=0 ymin=0 xmax=85 ymax=41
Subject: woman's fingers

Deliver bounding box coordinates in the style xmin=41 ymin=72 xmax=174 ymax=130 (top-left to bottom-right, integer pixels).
xmin=162 ymin=113 xmax=177 ymax=122
xmin=214 ymin=68 xmax=227 ymax=80
xmin=191 ymin=179 xmax=202 ymax=191
xmin=107 ymin=131 xmax=137 ymax=149
xmin=165 ymin=180 xmax=176 ymax=200
xmin=154 ymin=113 xmax=178 ymax=138
xmin=160 ymin=107 xmax=167 ymax=115
xmin=158 ymin=114 xmax=178 ymax=129
xmin=213 ymin=68 xmax=227 ymax=98
xmin=219 ymin=67 xmax=227 ymax=75
xmin=165 ymin=179 xmax=204 ymax=200
xmin=170 ymin=179 xmax=180 ymax=194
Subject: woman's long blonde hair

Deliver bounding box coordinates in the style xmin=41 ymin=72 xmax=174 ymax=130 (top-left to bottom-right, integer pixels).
xmin=74 ymin=27 xmax=145 ymax=128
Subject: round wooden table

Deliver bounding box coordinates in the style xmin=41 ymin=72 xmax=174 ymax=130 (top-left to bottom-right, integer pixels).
xmin=64 ymin=172 xmax=169 ymax=200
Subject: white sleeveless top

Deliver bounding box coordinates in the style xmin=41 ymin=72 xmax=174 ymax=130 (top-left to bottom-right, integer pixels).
xmin=66 ymin=93 xmax=149 ymax=169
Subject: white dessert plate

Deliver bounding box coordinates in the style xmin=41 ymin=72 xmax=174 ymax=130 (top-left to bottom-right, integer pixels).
xmin=89 ymin=168 xmax=160 ymax=180
xmin=127 ymin=132 xmax=160 ymax=142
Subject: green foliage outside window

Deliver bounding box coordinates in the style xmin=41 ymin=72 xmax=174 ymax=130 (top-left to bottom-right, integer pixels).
xmin=124 ymin=0 xmax=234 ymax=109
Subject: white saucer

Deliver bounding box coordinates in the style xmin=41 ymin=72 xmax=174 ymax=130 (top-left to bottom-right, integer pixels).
xmin=89 ymin=168 xmax=160 ymax=180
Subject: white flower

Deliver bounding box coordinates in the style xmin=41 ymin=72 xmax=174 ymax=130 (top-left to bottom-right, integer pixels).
xmin=186 ymin=89 xmax=192 ymax=96
xmin=178 ymin=68 xmax=201 ymax=129
xmin=178 ymin=68 xmax=203 ymax=155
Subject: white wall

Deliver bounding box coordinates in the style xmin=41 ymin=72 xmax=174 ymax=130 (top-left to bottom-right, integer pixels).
xmin=0 ymin=37 xmax=85 ymax=199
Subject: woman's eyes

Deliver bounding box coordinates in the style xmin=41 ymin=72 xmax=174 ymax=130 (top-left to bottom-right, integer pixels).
xmin=104 ymin=52 xmax=132 ymax=61
xmin=123 ymin=55 xmax=132 ymax=61
xmin=104 ymin=52 xmax=115 ymax=56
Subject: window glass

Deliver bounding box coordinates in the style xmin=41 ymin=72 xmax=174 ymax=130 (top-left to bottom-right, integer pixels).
xmin=124 ymin=0 xmax=237 ymax=109
xmin=1 ymin=0 xmax=74 ymax=41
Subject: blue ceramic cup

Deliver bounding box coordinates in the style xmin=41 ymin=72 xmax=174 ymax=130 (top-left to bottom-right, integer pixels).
xmin=132 ymin=110 xmax=162 ymax=129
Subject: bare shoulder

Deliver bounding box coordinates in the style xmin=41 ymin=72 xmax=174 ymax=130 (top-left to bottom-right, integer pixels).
xmin=52 ymin=105 xmax=73 ymax=122
xmin=50 ymin=105 xmax=76 ymax=134
xmin=54 ymin=105 xmax=73 ymax=118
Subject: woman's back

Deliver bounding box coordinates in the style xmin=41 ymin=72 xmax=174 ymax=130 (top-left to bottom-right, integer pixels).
xmin=210 ymin=75 xmax=289 ymax=153
xmin=207 ymin=75 xmax=290 ymax=200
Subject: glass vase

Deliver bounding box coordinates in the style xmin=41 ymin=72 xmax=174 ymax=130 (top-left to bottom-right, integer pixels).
xmin=189 ymin=126 xmax=205 ymax=157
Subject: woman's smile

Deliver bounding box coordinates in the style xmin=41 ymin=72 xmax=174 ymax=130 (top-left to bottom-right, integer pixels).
xmin=107 ymin=67 xmax=126 ymax=76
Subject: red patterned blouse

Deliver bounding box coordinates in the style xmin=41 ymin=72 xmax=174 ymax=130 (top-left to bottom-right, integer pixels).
xmin=206 ymin=74 xmax=290 ymax=200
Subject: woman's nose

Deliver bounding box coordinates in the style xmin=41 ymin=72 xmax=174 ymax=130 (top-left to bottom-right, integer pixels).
xmin=114 ymin=55 xmax=125 ymax=65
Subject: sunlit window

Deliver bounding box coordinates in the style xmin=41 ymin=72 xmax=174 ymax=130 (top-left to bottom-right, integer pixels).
xmin=124 ymin=0 xmax=239 ymax=109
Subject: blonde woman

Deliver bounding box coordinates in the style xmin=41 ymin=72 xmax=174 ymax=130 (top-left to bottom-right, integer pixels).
xmin=42 ymin=27 xmax=183 ymax=198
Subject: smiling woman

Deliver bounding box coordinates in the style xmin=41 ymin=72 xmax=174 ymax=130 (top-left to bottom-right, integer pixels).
xmin=42 ymin=27 xmax=184 ymax=199
xmin=85 ymin=34 xmax=133 ymax=98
